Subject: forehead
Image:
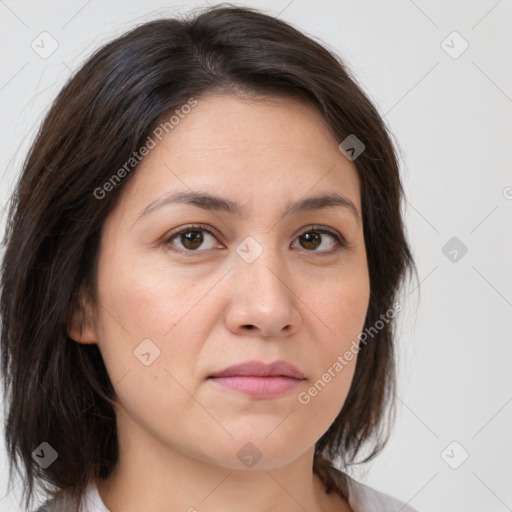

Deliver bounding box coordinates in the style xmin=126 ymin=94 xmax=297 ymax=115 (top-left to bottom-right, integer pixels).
xmin=115 ymin=93 xmax=362 ymax=220
xmin=164 ymin=93 xmax=341 ymax=156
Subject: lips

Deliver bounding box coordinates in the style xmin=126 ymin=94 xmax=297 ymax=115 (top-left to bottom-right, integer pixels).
xmin=208 ymin=360 xmax=306 ymax=399
xmin=208 ymin=360 xmax=305 ymax=379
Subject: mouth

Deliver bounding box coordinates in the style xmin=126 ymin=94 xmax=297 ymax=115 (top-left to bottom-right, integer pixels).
xmin=208 ymin=360 xmax=306 ymax=399
xmin=208 ymin=375 xmax=304 ymax=398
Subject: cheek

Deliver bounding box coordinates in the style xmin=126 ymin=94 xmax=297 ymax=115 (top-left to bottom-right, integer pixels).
xmin=309 ymin=257 xmax=370 ymax=348
xmin=92 ymin=259 xmax=206 ymax=434
xmin=92 ymin=247 xmax=221 ymax=409
xmin=332 ymin=278 xmax=370 ymax=343
xmin=293 ymin=264 xmax=369 ymax=427
xmin=295 ymin=295 xmax=367 ymax=437
xmin=296 ymin=357 xmax=357 ymax=434
xmin=95 ymin=245 xmax=211 ymax=345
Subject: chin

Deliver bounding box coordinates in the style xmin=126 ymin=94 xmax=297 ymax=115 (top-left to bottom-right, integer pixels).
xmin=192 ymin=436 xmax=309 ymax=472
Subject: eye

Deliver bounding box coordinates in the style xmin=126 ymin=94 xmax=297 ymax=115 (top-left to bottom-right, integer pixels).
xmin=291 ymin=225 xmax=347 ymax=254
xmin=164 ymin=224 xmax=347 ymax=256
xmin=164 ymin=224 xmax=222 ymax=255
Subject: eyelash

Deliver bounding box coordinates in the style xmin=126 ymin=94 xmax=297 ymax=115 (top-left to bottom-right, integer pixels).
xmin=163 ymin=223 xmax=347 ymax=257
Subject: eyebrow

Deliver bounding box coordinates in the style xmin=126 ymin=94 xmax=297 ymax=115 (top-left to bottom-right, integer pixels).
xmin=134 ymin=190 xmax=361 ymax=225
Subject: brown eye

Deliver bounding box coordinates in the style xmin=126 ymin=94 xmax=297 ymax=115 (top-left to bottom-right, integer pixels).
xmin=292 ymin=227 xmax=346 ymax=253
xmin=165 ymin=224 xmax=220 ymax=254
xmin=179 ymin=229 xmax=204 ymax=250
xmin=298 ymin=231 xmax=322 ymax=250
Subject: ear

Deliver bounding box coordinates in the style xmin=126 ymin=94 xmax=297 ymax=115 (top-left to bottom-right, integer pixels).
xmin=66 ymin=284 xmax=98 ymax=344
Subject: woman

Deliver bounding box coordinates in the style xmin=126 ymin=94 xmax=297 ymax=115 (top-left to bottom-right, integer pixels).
xmin=0 ymin=4 xmax=418 ymax=511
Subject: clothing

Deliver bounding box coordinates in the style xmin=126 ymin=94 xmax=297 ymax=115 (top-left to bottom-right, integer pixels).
xmin=33 ymin=474 xmax=418 ymax=512
xmin=345 ymin=475 xmax=418 ymax=511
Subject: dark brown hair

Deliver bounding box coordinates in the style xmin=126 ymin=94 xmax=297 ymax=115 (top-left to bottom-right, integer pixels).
xmin=0 ymin=4 xmax=417 ymax=510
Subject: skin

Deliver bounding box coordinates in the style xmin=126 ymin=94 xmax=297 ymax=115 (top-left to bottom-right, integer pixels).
xmin=68 ymin=93 xmax=370 ymax=512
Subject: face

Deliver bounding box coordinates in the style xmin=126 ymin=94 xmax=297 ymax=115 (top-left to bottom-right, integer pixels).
xmin=72 ymin=93 xmax=370 ymax=470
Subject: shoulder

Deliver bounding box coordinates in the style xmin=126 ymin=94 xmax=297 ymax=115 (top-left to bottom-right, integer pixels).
xmin=346 ymin=475 xmax=419 ymax=512
xmin=31 ymin=498 xmax=60 ymax=512
xmin=30 ymin=492 xmax=82 ymax=512
xmin=31 ymin=499 xmax=60 ymax=512
xmin=31 ymin=505 xmax=49 ymax=512
xmin=30 ymin=480 xmax=104 ymax=512
xmin=315 ymin=458 xmax=420 ymax=512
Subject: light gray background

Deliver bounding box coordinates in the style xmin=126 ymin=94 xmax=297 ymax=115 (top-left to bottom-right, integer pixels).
xmin=1 ymin=1 xmax=511 ymax=511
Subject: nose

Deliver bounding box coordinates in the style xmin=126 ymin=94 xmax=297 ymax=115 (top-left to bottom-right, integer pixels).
xmin=224 ymin=240 xmax=302 ymax=339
